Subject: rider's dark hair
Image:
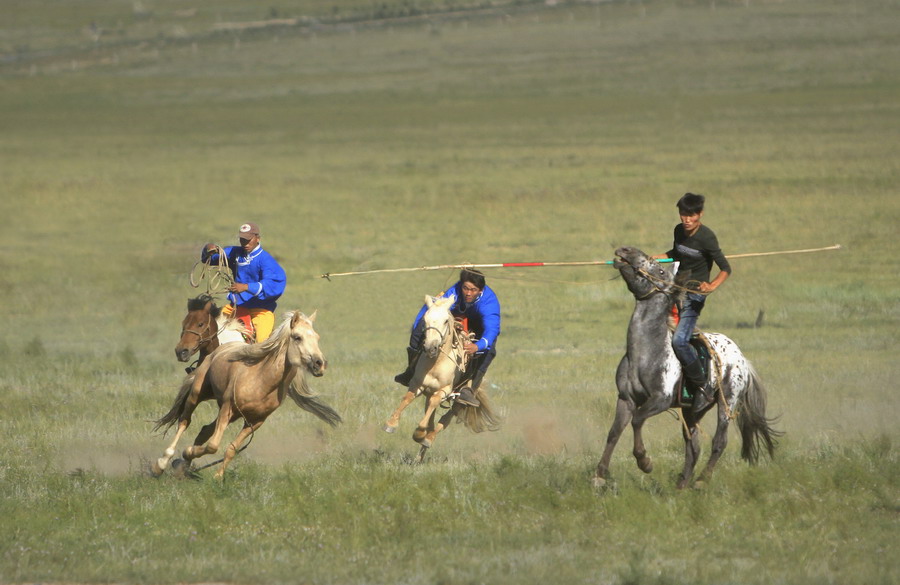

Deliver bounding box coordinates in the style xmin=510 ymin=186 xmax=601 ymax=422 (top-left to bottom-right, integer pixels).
xmin=459 ymin=268 xmax=485 ymax=290
xmin=676 ymin=192 xmax=705 ymax=215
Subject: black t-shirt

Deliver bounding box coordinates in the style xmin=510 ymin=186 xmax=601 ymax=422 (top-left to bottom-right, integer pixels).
xmin=666 ymin=224 xmax=731 ymax=285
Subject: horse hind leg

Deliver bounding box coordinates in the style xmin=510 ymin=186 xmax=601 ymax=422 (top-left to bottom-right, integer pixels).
xmin=183 ymin=402 xmax=234 ymax=465
xmin=676 ymin=415 xmax=702 ymax=490
xmin=694 ymin=410 xmax=730 ymax=488
xmin=420 ymin=403 xmax=458 ymax=451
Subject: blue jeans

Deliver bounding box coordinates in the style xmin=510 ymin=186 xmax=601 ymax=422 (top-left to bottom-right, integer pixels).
xmin=672 ymin=293 xmax=706 ymax=367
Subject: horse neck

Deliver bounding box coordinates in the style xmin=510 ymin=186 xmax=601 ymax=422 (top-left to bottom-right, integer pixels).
xmin=627 ymin=294 xmax=672 ymax=350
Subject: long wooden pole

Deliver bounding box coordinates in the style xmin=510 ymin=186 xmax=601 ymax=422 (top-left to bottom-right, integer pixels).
xmin=319 ymin=244 xmax=841 ymax=279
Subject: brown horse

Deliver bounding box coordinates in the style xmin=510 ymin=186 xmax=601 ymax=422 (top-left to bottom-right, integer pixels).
xmin=384 ymin=295 xmax=500 ymax=463
xmin=153 ymin=311 xmax=341 ymax=478
xmin=174 ymin=295 xmax=246 ymax=371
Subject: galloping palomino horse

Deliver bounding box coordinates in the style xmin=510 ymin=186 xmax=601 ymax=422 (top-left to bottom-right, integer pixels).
xmin=594 ymin=247 xmax=781 ymax=489
xmin=384 ymin=295 xmax=501 ymax=463
xmin=174 ymin=294 xmax=247 ymax=371
xmin=153 ymin=311 xmax=341 ymax=478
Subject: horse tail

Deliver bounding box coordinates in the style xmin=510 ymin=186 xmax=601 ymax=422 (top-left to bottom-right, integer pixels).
xmin=735 ymin=364 xmax=783 ymax=464
xmin=459 ymin=388 xmax=503 ymax=433
xmin=286 ymin=380 xmax=342 ymax=428
xmin=153 ymin=374 xmax=195 ymax=433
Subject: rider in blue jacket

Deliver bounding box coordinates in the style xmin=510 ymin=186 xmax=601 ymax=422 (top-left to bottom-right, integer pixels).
xmin=394 ymin=269 xmax=501 ymax=407
xmin=201 ymin=222 xmax=286 ymax=342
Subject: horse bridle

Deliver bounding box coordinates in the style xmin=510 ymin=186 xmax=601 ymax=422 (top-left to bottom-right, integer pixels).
xmin=423 ymin=318 xmax=452 ymax=344
xmin=180 ymin=313 xmax=216 ymax=347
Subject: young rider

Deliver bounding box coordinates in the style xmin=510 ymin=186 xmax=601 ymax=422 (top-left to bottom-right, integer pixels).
xmin=393 ymin=269 xmax=501 ymax=407
xmin=201 ymin=222 xmax=287 ymax=343
xmin=653 ymin=193 xmax=731 ymax=415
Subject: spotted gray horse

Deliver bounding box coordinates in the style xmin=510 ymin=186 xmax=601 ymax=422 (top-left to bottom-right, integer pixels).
xmin=593 ymin=246 xmax=781 ymax=489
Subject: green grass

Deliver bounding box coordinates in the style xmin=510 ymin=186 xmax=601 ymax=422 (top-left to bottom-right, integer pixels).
xmin=1 ymin=0 xmax=899 ymax=583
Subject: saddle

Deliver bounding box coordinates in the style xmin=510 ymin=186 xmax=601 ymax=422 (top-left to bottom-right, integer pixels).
xmin=674 ymin=334 xmax=713 ymax=408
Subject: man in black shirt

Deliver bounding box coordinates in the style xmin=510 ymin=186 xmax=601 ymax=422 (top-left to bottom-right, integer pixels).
xmin=653 ymin=193 xmax=732 ymax=415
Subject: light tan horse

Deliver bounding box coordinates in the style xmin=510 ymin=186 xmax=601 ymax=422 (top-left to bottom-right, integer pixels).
xmin=152 ymin=311 xmax=341 ymax=478
xmin=384 ymin=295 xmax=500 ymax=463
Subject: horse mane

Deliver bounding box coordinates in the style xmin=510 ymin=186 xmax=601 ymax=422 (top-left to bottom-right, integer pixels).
xmin=187 ymin=294 xmax=222 ymax=319
xmin=228 ymin=311 xmax=302 ymax=366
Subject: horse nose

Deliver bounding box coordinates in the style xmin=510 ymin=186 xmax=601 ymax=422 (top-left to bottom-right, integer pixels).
xmin=315 ymin=357 xmax=326 ymax=371
xmin=175 ymin=348 xmax=189 ymax=362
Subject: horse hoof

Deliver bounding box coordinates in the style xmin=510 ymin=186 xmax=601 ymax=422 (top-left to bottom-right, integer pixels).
xmin=153 ymin=457 xmax=170 ymax=475
xmin=171 ymin=459 xmax=200 ymax=480
xmin=412 ymin=428 xmax=427 ymax=443
xmin=591 ymin=476 xmax=607 ymax=489
xmin=383 ymin=423 xmax=397 ymax=434
xmin=692 ymin=480 xmax=707 ymax=490
xmin=147 ymin=459 xmax=165 ymax=478
xmin=638 ymin=457 xmax=653 ymax=474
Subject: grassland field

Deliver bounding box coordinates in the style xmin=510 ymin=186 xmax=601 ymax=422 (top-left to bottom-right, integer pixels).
xmin=1 ymin=1 xmax=898 ymax=584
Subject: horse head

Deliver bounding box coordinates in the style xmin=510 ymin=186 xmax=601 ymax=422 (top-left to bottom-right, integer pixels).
xmin=422 ymin=294 xmax=456 ymax=359
xmin=175 ymin=295 xmax=222 ymax=362
xmin=286 ymin=310 xmax=327 ymax=377
xmin=614 ymin=246 xmax=679 ymax=300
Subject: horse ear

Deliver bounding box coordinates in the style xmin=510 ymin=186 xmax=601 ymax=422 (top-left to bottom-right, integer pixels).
xmin=425 ymin=295 xmax=435 ymax=308
xmin=290 ymin=311 xmax=302 ymax=327
xmin=308 ymin=310 xmax=317 ymax=323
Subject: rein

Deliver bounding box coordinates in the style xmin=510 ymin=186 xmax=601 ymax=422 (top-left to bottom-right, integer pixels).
xmin=180 ymin=313 xmax=217 ymax=347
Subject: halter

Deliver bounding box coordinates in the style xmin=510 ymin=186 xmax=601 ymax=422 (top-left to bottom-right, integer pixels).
xmin=180 ymin=313 xmax=216 ymax=346
xmin=424 ymin=315 xmax=470 ymax=375
xmin=635 ymin=264 xmax=709 ymax=300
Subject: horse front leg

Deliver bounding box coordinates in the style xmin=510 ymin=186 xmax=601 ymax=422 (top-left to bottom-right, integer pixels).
xmin=384 ymin=390 xmax=417 ymax=434
xmin=630 ymin=393 xmax=675 ymax=475
xmin=413 ymin=390 xmax=444 ymax=448
xmin=593 ymin=397 xmax=634 ymax=487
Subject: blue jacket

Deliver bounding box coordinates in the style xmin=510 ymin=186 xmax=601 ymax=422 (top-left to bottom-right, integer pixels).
xmin=413 ymin=281 xmax=501 ymax=353
xmin=203 ymin=245 xmax=286 ymax=311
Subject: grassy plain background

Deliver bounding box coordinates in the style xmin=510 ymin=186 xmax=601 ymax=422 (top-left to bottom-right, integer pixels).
xmin=1 ymin=1 xmax=898 ymax=583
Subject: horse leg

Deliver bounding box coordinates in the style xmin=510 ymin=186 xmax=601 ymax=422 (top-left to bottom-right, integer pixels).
xmin=183 ymin=401 xmax=234 ymax=464
xmin=152 ymin=377 xmax=209 ymax=476
xmin=593 ymin=397 xmax=634 ymax=487
xmin=153 ymin=420 xmax=191 ymax=476
xmin=384 ymin=390 xmax=417 ymax=433
xmin=413 ymin=391 xmax=443 ymax=447
xmin=676 ymin=413 xmax=702 ymax=490
xmin=694 ymin=409 xmax=730 ymax=488
xmin=422 ymin=402 xmax=459 ymax=449
xmin=415 ymin=444 xmax=429 ymax=464
xmin=215 ymin=420 xmax=263 ymax=479
xmin=630 ymin=394 xmax=672 ymax=475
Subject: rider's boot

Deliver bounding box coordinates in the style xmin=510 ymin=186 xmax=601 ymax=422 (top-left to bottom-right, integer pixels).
xmin=455 ymin=384 xmax=480 ymax=407
xmin=455 ymin=369 xmax=484 ymax=407
xmin=682 ymin=359 xmax=714 ymax=415
xmin=393 ymin=348 xmax=418 ymax=387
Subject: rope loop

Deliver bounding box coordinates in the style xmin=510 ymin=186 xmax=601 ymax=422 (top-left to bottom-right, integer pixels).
xmin=190 ymin=245 xmax=234 ymax=298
